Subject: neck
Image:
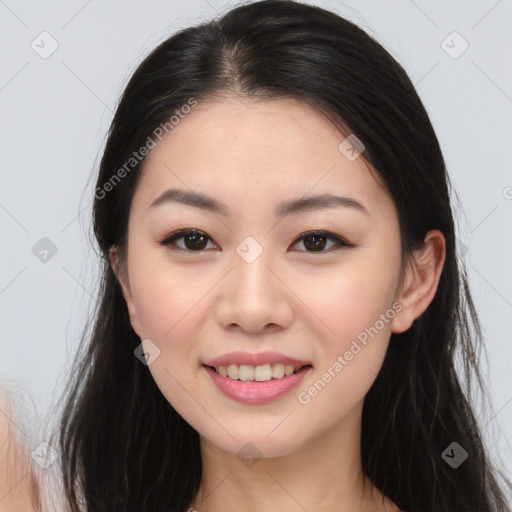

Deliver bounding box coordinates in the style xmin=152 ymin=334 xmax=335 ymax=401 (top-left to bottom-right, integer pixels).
xmin=187 ymin=401 xmax=399 ymax=512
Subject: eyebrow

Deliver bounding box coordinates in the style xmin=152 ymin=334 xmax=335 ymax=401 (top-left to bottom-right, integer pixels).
xmin=148 ymin=188 xmax=369 ymax=217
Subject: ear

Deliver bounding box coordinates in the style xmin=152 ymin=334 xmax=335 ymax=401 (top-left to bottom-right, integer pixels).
xmin=109 ymin=246 xmax=143 ymax=338
xmin=391 ymin=229 xmax=446 ymax=334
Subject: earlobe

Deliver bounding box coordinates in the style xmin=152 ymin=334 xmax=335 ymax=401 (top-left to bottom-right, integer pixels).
xmin=109 ymin=246 xmax=143 ymax=338
xmin=391 ymin=229 xmax=446 ymax=334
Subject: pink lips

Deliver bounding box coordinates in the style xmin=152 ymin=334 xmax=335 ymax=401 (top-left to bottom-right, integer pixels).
xmin=203 ymin=365 xmax=312 ymax=404
xmin=201 ymin=352 xmax=313 ymax=405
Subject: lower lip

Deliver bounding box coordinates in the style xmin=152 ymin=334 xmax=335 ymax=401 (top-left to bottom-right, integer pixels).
xmin=202 ymin=364 xmax=312 ymax=405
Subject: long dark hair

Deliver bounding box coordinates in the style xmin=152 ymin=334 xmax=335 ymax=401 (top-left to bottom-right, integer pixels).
xmin=54 ymin=1 xmax=512 ymax=510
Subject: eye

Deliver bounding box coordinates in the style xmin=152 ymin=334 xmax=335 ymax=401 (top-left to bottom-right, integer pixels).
xmin=289 ymin=230 xmax=352 ymax=253
xmin=159 ymin=229 xmax=352 ymax=253
xmin=159 ymin=229 xmax=217 ymax=252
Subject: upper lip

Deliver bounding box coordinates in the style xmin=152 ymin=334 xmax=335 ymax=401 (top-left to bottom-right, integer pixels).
xmin=203 ymin=351 xmax=312 ymax=371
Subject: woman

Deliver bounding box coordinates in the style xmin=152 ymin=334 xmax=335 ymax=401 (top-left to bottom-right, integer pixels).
xmin=14 ymin=0 xmax=511 ymax=511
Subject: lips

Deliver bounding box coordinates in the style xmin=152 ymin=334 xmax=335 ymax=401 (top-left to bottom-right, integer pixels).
xmin=202 ymin=363 xmax=313 ymax=404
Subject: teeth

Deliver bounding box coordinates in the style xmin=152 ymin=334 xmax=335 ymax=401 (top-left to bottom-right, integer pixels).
xmin=216 ymin=363 xmax=299 ymax=382
xmin=271 ymin=363 xmax=285 ymax=379
xmin=238 ymin=365 xmax=254 ymax=381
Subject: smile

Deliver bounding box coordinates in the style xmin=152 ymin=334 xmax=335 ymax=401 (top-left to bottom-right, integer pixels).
xmin=210 ymin=362 xmax=310 ymax=382
xmin=202 ymin=364 xmax=313 ymax=404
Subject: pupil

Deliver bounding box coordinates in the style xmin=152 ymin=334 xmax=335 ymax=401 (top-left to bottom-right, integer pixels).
xmin=185 ymin=233 xmax=207 ymax=250
xmin=305 ymin=234 xmax=326 ymax=251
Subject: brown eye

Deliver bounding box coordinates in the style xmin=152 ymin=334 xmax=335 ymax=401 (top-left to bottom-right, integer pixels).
xmin=290 ymin=231 xmax=351 ymax=253
xmin=299 ymin=233 xmax=330 ymax=251
xmin=159 ymin=229 xmax=217 ymax=252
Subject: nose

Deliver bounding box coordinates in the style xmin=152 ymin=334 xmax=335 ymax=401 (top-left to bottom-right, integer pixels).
xmin=215 ymin=250 xmax=295 ymax=334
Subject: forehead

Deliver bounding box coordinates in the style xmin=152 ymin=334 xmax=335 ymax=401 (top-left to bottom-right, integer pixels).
xmin=134 ymin=95 xmax=391 ymax=219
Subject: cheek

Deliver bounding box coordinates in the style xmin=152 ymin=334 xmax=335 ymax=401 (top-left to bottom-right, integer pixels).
xmin=293 ymin=250 xmax=401 ymax=418
xmin=128 ymin=258 xmax=209 ymax=420
xmin=306 ymin=263 xmax=398 ymax=353
xmin=129 ymin=246 xmax=209 ymax=342
xmin=294 ymin=272 xmax=395 ymax=426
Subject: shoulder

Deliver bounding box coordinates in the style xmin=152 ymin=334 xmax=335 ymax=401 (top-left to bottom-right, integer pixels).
xmin=0 ymin=389 xmax=42 ymax=511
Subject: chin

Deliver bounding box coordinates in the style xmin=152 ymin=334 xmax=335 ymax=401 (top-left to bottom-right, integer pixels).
xmin=204 ymin=428 xmax=306 ymax=460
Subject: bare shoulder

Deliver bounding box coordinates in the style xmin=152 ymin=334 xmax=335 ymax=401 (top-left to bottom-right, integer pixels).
xmin=0 ymin=389 xmax=42 ymax=511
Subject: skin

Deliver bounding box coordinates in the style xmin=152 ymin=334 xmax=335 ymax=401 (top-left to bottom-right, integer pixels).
xmin=0 ymin=391 xmax=41 ymax=512
xmin=111 ymin=95 xmax=446 ymax=512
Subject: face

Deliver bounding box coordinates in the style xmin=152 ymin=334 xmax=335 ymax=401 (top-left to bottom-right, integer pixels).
xmin=113 ymin=95 xmax=410 ymax=458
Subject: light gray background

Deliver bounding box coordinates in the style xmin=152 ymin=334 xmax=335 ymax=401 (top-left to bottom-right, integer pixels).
xmin=1 ymin=0 xmax=511 ymax=486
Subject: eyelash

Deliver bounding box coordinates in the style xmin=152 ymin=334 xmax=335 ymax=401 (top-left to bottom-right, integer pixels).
xmin=158 ymin=228 xmax=353 ymax=254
